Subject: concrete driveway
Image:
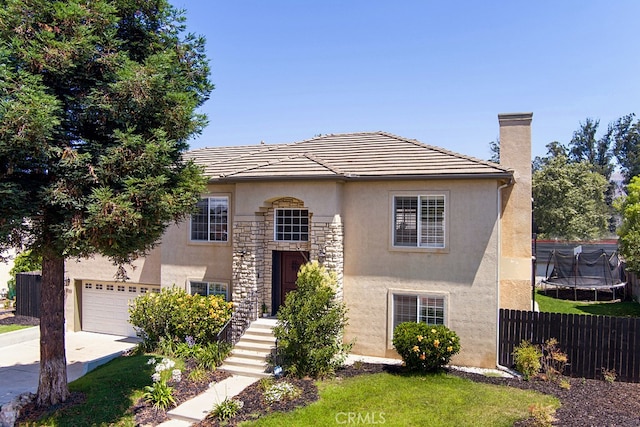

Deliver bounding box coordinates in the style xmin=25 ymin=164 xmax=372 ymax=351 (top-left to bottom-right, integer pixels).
xmin=0 ymin=328 xmax=138 ymax=407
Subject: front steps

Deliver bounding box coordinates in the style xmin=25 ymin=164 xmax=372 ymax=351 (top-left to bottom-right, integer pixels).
xmin=218 ymin=317 xmax=277 ymax=378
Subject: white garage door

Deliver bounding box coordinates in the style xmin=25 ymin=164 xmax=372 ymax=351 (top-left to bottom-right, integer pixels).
xmin=82 ymin=281 xmax=160 ymax=337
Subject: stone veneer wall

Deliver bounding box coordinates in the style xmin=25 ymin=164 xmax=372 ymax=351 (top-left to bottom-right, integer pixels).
xmin=231 ymin=197 xmax=344 ymax=332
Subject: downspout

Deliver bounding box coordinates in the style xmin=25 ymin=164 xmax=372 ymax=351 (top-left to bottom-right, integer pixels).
xmin=496 ymin=179 xmax=512 ymax=369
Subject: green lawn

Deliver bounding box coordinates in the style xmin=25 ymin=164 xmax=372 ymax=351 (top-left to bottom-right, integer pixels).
xmin=535 ymin=289 xmax=640 ymax=316
xmin=243 ymin=372 xmax=559 ymax=427
xmin=0 ymin=324 xmax=33 ymax=334
xmin=35 ymin=354 xmax=153 ymax=427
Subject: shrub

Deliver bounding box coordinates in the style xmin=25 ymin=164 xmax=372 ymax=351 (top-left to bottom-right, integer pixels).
xmin=129 ymin=287 xmax=233 ymax=350
xmin=273 ymin=261 xmax=352 ymax=378
xmin=513 ymin=340 xmax=542 ymax=380
xmin=210 ymin=397 xmax=244 ymax=421
xmin=194 ymin=341 xmax=232 ymax=370
xmin=392 ymin=322 xmax=461 ymax=372
xmin=539 ymin=338 xmax=568 ymax=381
xmin=7 ymin=249 xmax=42 ymax=300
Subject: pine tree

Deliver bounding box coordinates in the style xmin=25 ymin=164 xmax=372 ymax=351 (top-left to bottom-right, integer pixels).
xmin=0 ymin=0 xmax=210 ymax=406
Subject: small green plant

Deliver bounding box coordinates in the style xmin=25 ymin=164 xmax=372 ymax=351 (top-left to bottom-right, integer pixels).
xmin=263 ymin=381 xmax=302 ymax=404
xmin=195 ymin=341 xmax=232 ymax=370
xmin=512 ymin=340 xmax=542 ymax=380
xmin=211 ymin=397 xmax=244 ymax=421
xmin=353 ymin=360 xmax=364 ymax=370
xmin=143 ymin=379 xmax=175 ymax=410
xmin=273 ymin=261 xmax=352 ymax=378
xmin=602 ymin=367 xmax=617 ymax=384
xmin=187 ymin=367 xmax=208 ymax=382
xmin=143 ymin=357 xmax=181 ymax=410
xmin=558 ymin=378 xmax=571 ymax=390
xmin=258 ymin=376 xmax=275 ymax=392
xmin=528 ymin=403 xmax=556 ymax=427
xmin=392 ymin=322 xmax=461 ymax=372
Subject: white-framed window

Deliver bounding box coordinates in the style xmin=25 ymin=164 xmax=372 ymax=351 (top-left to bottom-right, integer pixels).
xmin=393 ymin=194 xmax=446 ymax=248
xmin=274 ymin=208 xmax=309 ymax=241
xmin=190 ymin=196 xmax=229 ymax=242
xmin=189 ymin=281 xmax=229 ymax=301
xmin=391 ymin=292 xmax=446 ymax=332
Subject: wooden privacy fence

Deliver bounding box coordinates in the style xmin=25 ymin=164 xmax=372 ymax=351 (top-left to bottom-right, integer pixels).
xmin=499 ymin=309 xmax=640 ymax=382
xmin=15 ymin=272 xmax=41 ymax=318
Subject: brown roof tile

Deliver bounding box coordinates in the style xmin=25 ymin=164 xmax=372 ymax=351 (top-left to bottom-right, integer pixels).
xmin=184 ymin=132 xmax=511 ymax=182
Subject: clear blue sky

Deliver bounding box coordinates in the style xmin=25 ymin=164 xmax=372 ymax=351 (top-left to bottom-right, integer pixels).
xmin=170 ymin=1 xmax=640 ymax=161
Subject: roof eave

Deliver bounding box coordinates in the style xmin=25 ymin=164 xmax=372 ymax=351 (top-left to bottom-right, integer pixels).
xmin=208 ymin=171 xmax=514 ymax=183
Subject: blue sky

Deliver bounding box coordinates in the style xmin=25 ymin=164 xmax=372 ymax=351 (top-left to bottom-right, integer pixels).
xmin=170 ymin=1 xmax=640 ymax=161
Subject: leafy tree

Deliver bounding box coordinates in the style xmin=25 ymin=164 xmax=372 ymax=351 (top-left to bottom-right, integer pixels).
xmin=568 ymin=118 xmax=615 ymax=180
xmin=533 ymin=141 xmax=568 ymax=172
xmin=6 ymin=249 xmax=43 ymax=299
xmin=612 ymin=114 xmax=640 ymax=185
xmin=488 ymin=137 xmax=500 ymax=163
xmin=0 ymin=0 xmax=209 ymax=406
xmin=616 ymin=176 xmax=640 ymax=273
xmin=533 ymin=155 xmax=609 ymax=240
xmin=273 ymin=261 xmax=352 ymax=378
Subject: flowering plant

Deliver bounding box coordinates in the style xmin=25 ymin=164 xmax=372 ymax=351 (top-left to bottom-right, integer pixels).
xmin=392 ymin=322 xmax=461 ymax=371
xmin=143 ymin=357 xmax=181 ymax=410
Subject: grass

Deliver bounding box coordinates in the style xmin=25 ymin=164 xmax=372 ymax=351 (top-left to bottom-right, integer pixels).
xmin=0 ymin=324 xmax=33 ymax=334
xmin=535 ymin=289 xmax=640 ymax=317
xmin=243 ymin=372 xmax=559 ymax=427
xmin=33 ymin=353 xmax=154 ymax=427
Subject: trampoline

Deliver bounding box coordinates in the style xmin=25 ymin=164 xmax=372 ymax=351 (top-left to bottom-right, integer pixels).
xmin=541 ymin=248 xmax=626 ymax=301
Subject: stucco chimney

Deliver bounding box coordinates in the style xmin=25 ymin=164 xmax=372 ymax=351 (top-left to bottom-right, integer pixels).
xmin=498 ymin=112 xmax=532 ymax=310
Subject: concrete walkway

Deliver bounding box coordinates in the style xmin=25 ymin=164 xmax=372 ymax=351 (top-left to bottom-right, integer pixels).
xmin=0 ymin=328 xmax=138 ymax=408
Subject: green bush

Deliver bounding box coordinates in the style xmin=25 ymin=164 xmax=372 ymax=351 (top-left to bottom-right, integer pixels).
xmin=194 ymin=341 xmax=232 ymax=370
xmin=129 ymin=287 xmax=233 ymax=350
xmin=210 ymin=397 xmax=244 ymax=421
xmin=512 ymin=340 xmax=542 ymax=380
xmin=7 ymin=249 xmax=42 ymax=300
xmin=273 ymin=261 xmax=352 ymax=378
xmin=392 ymin=322 xmax=461 ymax=372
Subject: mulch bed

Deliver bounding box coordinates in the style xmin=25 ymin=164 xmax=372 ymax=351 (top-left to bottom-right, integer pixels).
xmin=0 ymin=313 xmax=39 ymax=326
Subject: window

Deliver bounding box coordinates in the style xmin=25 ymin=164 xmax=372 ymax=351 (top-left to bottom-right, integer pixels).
xmin=393 ymin=195 xmax=445 ymax=248
xmin=275 ymin=209 xmax=309 ymax=241
xmin=190 ymin=281 xmax=228 ymax=301
xmin=392 ymin=294 xmax=445 ymax=331
xmin=191 ymin=197 xmax=229 ymax=242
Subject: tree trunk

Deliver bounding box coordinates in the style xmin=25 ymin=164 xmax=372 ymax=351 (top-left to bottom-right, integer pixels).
xmin=36 ymin=253 xmax=69 ymax=406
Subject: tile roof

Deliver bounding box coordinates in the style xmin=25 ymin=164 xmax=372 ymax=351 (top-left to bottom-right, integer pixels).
xmin=184 ymin=132 xmax=512 ymax=182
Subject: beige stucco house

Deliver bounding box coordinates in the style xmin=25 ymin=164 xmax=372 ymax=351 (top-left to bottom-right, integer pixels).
xmin=65 ymin=112 xmax=533 ymax=368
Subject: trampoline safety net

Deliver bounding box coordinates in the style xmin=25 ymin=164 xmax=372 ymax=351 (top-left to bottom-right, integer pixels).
xmin=542 ymin=248 xmax=625 ymax=289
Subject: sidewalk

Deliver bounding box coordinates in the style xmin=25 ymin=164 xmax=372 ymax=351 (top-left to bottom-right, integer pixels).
xmin=0 ymin=328 xmax=138 ymax=408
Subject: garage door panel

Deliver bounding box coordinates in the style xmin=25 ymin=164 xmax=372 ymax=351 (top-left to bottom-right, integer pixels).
xmin=82 ymin=281 xmax=159 ymax=337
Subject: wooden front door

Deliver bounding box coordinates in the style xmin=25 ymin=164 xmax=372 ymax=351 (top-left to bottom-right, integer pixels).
xmin=279 ymin=251 xmax=308 ymax=307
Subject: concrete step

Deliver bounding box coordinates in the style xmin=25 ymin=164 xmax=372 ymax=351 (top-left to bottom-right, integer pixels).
xmin=234 ymin=340 xmax=275 ymax=352
xmin=218 ymin=364 xmax=271 ymax=378
xmin=223 ymin=355 xmax=269 ymax=370
xmin=240 ymin=332 xmax=276 ymax=345
xmin=231 ymin=348 xmax=273 ymax=361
